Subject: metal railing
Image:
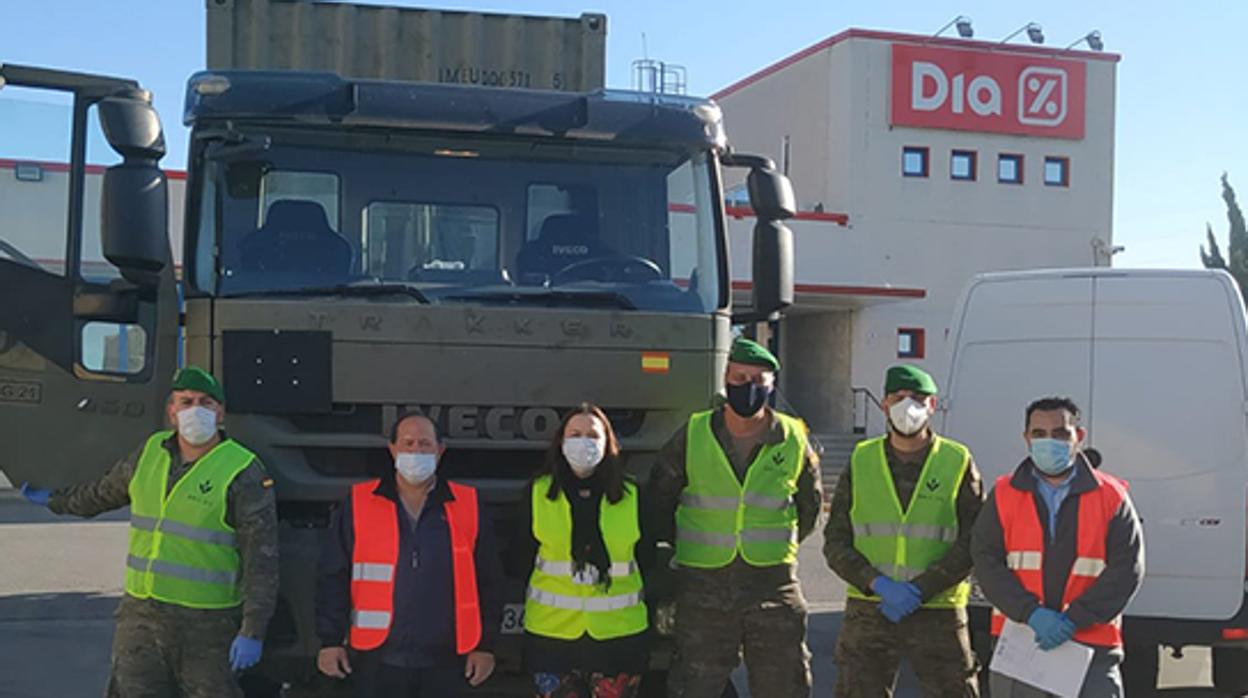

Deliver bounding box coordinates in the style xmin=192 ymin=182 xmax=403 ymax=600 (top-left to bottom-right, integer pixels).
xmin=851 ymin=387 xmax=887 ymax=436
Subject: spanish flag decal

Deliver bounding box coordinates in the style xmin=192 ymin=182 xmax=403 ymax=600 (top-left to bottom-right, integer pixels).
xmin=641 ymin=352 xmax=671 ymax=374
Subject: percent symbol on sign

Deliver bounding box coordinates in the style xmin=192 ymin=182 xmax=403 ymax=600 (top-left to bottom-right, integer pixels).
xmin=1027 ymin=77 xmax=1060 ymax=116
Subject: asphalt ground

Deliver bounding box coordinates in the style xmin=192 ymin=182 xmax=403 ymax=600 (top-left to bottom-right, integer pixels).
xmin=0 ymin=493 xmax=1228 ymax=697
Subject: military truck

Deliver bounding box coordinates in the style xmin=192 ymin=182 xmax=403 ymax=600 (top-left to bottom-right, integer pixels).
xmin=0 ymin=5 xmax=795 ymax=697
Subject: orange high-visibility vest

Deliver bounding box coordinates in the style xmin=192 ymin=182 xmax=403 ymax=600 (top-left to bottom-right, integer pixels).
xmin=990 ymin=468 xmax=1129 ymax=648
xmin=348 ymin=479 xmax=483 ymax=654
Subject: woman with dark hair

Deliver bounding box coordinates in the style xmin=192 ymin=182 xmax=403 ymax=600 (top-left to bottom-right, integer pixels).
xmin=517 ymin=403 xmax=650 ymax=698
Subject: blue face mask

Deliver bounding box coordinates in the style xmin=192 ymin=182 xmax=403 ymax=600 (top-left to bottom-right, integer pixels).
xmin=1029 ymin=438 xmax=1075 ymax=476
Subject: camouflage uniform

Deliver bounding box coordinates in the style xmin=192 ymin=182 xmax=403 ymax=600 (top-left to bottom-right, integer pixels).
xmin=49 ymin=433 xmax=278 ymax=698
xmin=645 ymin=407 xmax=822 ymax=698
xmin=823 ymin=436 xmax=984 ymax=697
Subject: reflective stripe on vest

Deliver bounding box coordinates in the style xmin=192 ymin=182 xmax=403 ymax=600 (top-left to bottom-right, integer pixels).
xmin=989 ymin=470 xmax=1129 ymax=648
xmin=348 ymin=479 xmax=483 ymax=654
xmin=524 ymin=475 xmax=648 ymax=641
xmin=845 ymin=435 xmax=971 ymax=609
xmin=674 ymin=410 xmax=806 ymax=568
xmin=124 ymin=431 xmax=253 ymax=609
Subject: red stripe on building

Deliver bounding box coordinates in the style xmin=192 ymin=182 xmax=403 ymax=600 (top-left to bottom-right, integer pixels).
xmin=731 ymin=280 xmax=925 ymax=299
xmin=0 ymin=158 xmax=186 ymax=180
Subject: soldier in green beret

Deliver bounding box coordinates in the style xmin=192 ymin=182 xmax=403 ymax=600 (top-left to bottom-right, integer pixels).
xmin=823 ymin=364 xmax=986 ymax=696
xmin=645 ymin=337 xmax=823 ymax=697
xmin=20 ymin=366 xmax=278 ymax=697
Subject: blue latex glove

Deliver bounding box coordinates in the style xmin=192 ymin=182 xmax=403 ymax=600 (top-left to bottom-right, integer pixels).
xmin=20 ymin=483 xmax=51 ymax=507
xmin=1028 ymin=608 xmax=1077 ymax=650
xmin=873 ymin=576 xmax=921 ymax=622
xmin=229 ymin=635 xmax=263 ymax=672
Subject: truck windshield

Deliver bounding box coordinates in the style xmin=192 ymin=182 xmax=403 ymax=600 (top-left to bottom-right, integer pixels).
xmin=190 ymin=134 xmax=724 ymax=314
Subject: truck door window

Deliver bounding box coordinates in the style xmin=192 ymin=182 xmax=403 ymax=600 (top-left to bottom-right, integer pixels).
xmin=78 ymin=104 xmax=126 ymax=283
xmin=0 ymin=86 xmax=73 ymax=277
xmin=81 ymin=321 xmax=148 ymax=374
xmin=363 ymin=202 xmax=500 ymax=282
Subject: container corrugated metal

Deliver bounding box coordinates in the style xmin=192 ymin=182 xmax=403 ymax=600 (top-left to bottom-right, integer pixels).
xmin=206 ymin=0 xmax=606 ymax=91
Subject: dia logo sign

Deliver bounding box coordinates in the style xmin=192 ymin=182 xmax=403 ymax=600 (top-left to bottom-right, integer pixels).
xmin=891 ymin=43 xmax=1086 ymax=140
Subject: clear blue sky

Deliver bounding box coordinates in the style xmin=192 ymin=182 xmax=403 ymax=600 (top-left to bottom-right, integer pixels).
xmin=4 ymin=0 xmax=1244 ymax=267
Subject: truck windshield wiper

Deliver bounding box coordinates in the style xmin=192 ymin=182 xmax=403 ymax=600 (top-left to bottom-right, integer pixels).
xmin=441 ymin=286 xmax=636 ymax=310
xmin=223 ymin=281 xmax=431 ymax=303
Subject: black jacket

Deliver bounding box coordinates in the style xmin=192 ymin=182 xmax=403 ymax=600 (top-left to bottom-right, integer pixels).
xmin=971 ymin=454 xmax=1145 ymax=629
xmin=316 ymin=473 xmax=504 ymax=665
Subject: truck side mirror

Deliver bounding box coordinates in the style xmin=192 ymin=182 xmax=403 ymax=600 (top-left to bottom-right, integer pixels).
xmin=721 ymin=153 xmax=797 ymax=322
xmin=98 ymin=90 xmax=170 ymax=286
xmin=752 ymin=219 xmax=794 ymax=317
xmin=102 ymin=165 xmax=170 ymax=286
xmin=747 ymin=168 xmax=796 ymax=220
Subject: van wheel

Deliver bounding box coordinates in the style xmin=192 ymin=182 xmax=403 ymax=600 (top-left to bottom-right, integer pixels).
xmin=1213 ymin=647 xmax=1248 ymax=694
xmin=1122 ymin=643 xmax=1158 ymax=697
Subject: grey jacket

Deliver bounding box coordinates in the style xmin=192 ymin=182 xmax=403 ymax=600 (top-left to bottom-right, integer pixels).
xmin=970 ymin=454 xmax=1144 ymax=630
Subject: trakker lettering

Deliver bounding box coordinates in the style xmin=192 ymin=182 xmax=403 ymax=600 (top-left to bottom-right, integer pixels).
xmin=891 ymin=43 xmax=1086 ymax=139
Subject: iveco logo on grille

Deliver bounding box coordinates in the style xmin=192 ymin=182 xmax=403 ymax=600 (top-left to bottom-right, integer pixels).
xmin=396 ymin=405 xmax=563 ymax=441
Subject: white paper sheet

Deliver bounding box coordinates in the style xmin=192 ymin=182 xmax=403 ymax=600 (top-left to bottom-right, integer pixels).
xmin=990 ymin=619 xmax=1094 ymax=698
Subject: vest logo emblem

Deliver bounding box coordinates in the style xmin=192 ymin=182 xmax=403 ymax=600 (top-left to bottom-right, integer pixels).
xmin=770 ymin=451 xmax=786 ymax=467
xmin=198 ymin=480 xmax=214 ymax=495
xmin=925 ymin=477 xmax=941 ymax=493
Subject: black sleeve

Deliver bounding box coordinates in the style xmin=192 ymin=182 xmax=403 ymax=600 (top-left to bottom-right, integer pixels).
xmin=970 ymin=486 xmax=1042 ymax=623
xmin=315 ymin=496 xmax=354 ymax=648
xmin=474 ymin=501 xmax=506 ymax=654
xmin=1064 ymin=491 xmax=1146 ymax=628
xmin=821 ymin=465 xmax=881 ymax=592
xmin=642 ymin=427 xmax=688 ymax=548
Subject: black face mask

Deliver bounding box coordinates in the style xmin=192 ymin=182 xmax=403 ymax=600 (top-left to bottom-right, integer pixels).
xmin=726 ymin=382 xmax=772 ymax=417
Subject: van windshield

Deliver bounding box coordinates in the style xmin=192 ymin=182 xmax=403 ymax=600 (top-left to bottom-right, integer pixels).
xmin=187 ymin=131 xmax=724 ymax=314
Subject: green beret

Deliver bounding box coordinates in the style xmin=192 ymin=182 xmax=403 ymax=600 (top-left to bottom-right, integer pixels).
xmin=170 ymin=366 xmax=225 ymax=403
xmin=729 ymin=337 xmax=780 ymax=372
xmin=885 ymin=364 xmax=937 ymax=396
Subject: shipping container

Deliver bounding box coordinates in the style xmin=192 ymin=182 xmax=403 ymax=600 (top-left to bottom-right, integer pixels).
xmin=206 ymin=0 xmax=607 ymax=91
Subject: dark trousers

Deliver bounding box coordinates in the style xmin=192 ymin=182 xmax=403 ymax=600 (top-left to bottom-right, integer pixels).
xmin=353 ymin=654 xmax=465 ymax=698
xmin=834 ymin=599 xmax=980 ymax=697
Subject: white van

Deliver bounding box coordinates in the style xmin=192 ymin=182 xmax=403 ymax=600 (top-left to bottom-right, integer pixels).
xmin=940 ymin=268 xmax=1248 ymax=694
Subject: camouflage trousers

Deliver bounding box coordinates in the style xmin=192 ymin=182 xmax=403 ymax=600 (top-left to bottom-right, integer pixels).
xmin=834 ymin=599 xmax=979 ymax=698
xmin=668 ymin=565 xmax=811 ymax=698
xmin=105 ymin=597 xmax=243 ymax=698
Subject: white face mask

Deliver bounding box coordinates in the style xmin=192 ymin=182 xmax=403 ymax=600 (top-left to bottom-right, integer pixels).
xmin=176 ymin=406 xmax=219 ymax=446
xmin=562 ymin=437 xmax=606 ymax=477
xmin=888 ymin=397 xmax=931 ymax=437
xmin=395 ymin=452 xmax=437 ymax=485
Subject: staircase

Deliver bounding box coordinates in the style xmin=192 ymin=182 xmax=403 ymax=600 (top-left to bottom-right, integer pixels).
xmin=809 ymin=432 xmax=867 ymax=506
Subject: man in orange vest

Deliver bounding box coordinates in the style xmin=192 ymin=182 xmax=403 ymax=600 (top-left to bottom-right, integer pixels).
xmin=972 ymin=397 xmax=1145 ymax=697
xmin=315 ymin=411 xmax=503 ymax=696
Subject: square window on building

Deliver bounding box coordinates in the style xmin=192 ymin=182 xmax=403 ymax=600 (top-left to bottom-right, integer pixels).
xmin=998 ymin=154 xmax=1024 ymax=184
xmin=951 ymin=150 xmax=977 ymax=181
xmin=1044 ymin=157 xmax=1070 ymax=187
xmin=902 ymin=147 xmax=929 ymax=178
xmin=898 ymin=328 xmax=925 ymax=359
